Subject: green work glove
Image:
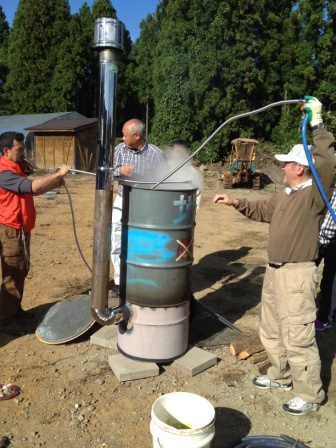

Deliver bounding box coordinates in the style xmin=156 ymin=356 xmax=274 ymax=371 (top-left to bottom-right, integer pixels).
xmin=301 ymin=95 xmax=323 ymax=127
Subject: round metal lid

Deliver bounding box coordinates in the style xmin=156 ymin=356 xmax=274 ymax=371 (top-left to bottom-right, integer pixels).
xmin=36 ymin=295 xmax=96 ymax=344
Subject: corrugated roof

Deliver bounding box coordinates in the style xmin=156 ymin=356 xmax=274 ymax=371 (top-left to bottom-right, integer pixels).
xmin=0 ymin=112 xmax=86 ymax=136
xmin=25 ymin=118 xmax=98 ymax=132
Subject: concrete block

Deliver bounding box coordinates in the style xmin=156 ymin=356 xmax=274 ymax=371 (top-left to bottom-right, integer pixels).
xmin=172 ymin=346 xmax=217 ymax=376
xmin=108 ymin=354 xmax=159 ymax=381
xmin=90 ymin=325 xmax=118 ymax=349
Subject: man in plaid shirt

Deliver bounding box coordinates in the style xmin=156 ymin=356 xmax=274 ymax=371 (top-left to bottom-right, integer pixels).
xmin=111 ymin=119 xmax=165 ymax=294
xmin=315 ymin=185 xmax=336 ymax=330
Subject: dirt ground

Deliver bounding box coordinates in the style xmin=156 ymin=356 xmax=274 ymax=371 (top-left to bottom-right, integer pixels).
xmin=1 ymin=165 xmax=336 ymax=448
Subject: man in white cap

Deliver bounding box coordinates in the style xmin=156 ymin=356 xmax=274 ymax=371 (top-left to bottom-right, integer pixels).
xmin=213 ymin=96 xmax=336 ymax=415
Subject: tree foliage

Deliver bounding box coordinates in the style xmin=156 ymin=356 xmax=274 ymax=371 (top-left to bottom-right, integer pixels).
xmin=138 ymin=0 xmax=298 ymax=162
xmin=92 ymin=0 xmax=116 ymax=18
xmin=128 ymin=13 xmax=159 ymax=132
xmin=1 ymin=0 xmax=133 ymax=119
xmin=50 ymin=2 xmax=96 ymax=114
xmin=0 ymin=6 xmax=10 ymax=113
xmin=5 ymin=0 xmax=71 ymax=113
xmin=1 ymin=0 xmax=336 ymax=162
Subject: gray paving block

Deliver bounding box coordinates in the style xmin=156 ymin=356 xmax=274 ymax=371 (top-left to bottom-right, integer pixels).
xmin=108 ymin=354 xmax=159 ymax=381
xmin=172 ymin=346 xmax=217 ymax=376
xmin=90 ymin=325 xmax=118 ymax=349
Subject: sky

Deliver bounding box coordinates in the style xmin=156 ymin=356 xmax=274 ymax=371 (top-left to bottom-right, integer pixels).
xmin=0 ymin=0 xmax=159 ymax=41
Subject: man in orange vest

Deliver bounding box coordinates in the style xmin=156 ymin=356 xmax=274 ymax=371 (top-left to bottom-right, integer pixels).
xmin=0 ymin=131 xmax=71 ymax=336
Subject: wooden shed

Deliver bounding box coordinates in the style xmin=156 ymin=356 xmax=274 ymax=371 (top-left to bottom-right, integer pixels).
xmin=25 ymin=118 xmax=98 ymax=171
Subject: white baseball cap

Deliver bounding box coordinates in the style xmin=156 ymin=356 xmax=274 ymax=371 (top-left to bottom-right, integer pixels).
xmin=275 ymin=144 xmax=314 ymax=167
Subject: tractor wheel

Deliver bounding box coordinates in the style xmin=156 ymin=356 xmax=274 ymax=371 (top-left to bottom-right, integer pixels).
xmin=252 ymin=174 xmax=261 ymax=190
xmin=223 ymin=171 xmax=233 ymax=189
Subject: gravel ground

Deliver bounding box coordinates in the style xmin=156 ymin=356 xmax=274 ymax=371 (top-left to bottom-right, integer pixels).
xmin=0 ymin=172 xmax=335 ymax=448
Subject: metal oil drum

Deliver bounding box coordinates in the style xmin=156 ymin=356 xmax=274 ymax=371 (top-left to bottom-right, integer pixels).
xmin=117 ymin=181 xmax=197 ymax=362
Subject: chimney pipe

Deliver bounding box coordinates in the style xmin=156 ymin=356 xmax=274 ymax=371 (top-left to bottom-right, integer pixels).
xmin=90 ymin=18 xmax=129 ymax=325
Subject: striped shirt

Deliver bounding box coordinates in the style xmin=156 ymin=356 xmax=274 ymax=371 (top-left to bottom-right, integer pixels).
xmin=113 ymin=141 xmax=165 ymax=194
xmin=319 ymin=186 xmax=336 ymax=245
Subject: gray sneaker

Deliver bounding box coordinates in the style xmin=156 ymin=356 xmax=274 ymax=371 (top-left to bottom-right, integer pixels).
xmin=252 ymin=375 xmax=292 ymax=391
xmin=283 ymin=395 xmax=320 ymax=415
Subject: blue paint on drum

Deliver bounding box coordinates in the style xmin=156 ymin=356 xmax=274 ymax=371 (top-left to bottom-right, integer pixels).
xmin=119 ymin=183 xmax=197 ymax=307
xmin=127 ymin=228 xmax=175 ymax=263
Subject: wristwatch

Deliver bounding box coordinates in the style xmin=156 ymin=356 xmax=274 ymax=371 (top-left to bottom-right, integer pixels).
xmin=312 ymin=122 xmax=325 ymax=131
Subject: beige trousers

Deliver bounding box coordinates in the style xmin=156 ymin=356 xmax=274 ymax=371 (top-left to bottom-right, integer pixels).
xmin=259 ymin=262 xmax=325 ymax=404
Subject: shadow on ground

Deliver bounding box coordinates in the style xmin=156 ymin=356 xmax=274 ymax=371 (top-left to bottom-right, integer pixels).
xmin=214 ymin=407 xmax=251 ymax=448
xmin=189 ymin=248 xmax=264 ymax=345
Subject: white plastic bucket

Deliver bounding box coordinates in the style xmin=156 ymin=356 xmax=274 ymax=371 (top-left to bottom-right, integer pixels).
xmin=150 ymin=392 xmax=215 ymax=448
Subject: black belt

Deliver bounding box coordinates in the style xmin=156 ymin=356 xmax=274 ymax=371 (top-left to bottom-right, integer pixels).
xmin=268 ymin=262 xmax=287 ymax=269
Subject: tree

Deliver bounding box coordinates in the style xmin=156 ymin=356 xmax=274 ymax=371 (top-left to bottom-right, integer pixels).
xmin=147 ymin=0 xmax=296 ymax=162
xmin=272 ymin=0 xmax=335 ymax=147
xmin=2 ymin=0 xmax=335 ymax=161
xmin=51 ymin=2 xmax=96 ymax=115
xmin=314 ymin=1 xmax=336 ymax=122
xmin=279 ymin=1 xmax=322 ymax=99
xmin=92 ymin=0 xmax=116 ymax=18
xmin=0 ymin=6 xmax=10 ymax=113
xmin=131 ymin=13 xmax=160 ymax=133
xmin=3 ymin=0 xmax=132 ymax=120
xmin=91 ymin=0 xmax=134 ymax=129
xmin=150 ymin=0 xmax=207 ymax=148
xmin=114 ymin=25 xmax=136 ymax=128
xmin=5 ymin=0 xmax=71 ymax=113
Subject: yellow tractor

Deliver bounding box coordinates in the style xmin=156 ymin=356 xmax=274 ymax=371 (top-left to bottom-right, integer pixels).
xmin=219 ymin=138 xmax=261 ymax=189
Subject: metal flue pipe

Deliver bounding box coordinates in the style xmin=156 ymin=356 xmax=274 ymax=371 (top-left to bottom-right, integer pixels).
xmin=90 ymin=18 xmax=129 ymax=325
